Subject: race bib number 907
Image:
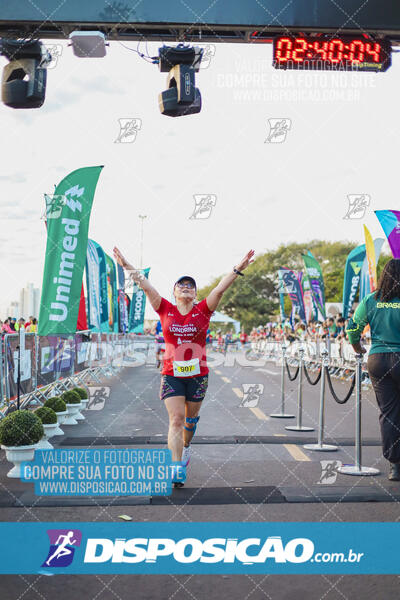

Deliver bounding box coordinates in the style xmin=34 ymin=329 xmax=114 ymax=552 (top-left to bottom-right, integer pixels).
xmin=173 ymin=358 xmax=200 ymax=377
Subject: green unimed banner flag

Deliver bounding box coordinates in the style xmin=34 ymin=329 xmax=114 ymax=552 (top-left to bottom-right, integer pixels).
xmin=38 ymin=166 xmax=103 ymax=336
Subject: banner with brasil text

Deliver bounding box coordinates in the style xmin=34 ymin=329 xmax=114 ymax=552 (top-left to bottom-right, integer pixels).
xmin=38 ymin=166 xmax=103 ymax=336
xmin=129 ymin=268 xmax=150 ymax=333
xmin=342 ymin=244 xmax=366 ymax=319
xmin=302 ymin=251 xmax=326 ymax=319
xmin=375 ymin=209 xmax=400 ymax=258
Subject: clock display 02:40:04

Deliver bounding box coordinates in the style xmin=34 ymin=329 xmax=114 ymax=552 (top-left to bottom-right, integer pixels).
xmin=273 ymin=36 xmax=391 ymax=71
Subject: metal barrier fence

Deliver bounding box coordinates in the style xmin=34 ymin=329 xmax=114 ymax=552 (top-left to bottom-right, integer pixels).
xmin=254 ymin=339 xmax=379 ymax=478
xmin=250 ymin=338 xmax=370 ymax=380
xmin=0 ymin=331 xmax=136 ymax=416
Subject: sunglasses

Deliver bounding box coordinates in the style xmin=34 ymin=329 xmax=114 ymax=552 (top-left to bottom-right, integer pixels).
xmin=176 ymin=281 xmax=195 ymax=289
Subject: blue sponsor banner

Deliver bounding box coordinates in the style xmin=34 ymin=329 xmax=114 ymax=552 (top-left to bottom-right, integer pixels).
xmin=279 ymin=267 xmax=306 ymax=323
xmin=21 ymin=449 xmax=172 ymax=497
xmin=342 ymin=244 xmax=366 ymax=318
xmin=86 ymin=239 xmax=102 ymax=331
xmin=0 ymin=522 xmax=400 ymax=574
xmin=129 ymin=268 xmax=150 ymax=333
xmin=92 ymin=240 xmax=109 ymax=332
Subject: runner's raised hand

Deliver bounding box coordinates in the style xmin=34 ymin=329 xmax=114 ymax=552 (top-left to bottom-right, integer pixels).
xmin=235 ymin=249 xmax=255 ymax=272
xmin=113 ymin=246 xmax=134 ymax=270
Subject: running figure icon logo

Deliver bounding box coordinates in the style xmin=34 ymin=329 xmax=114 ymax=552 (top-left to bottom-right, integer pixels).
xmin=197 ymin=44 xmax=216 ymax=69
xmin=265 ymin=118 xmax=291 ymax=143
xmin=343 ymin=194 xmax=370 ymax=219
xmin=189 ymin=194 xmax=217 ymax=219
xmin=277 ymin=279 xmax=296 ymax=294
xmin=114 ymin=118 xmax=142 ymax=143
xmin=44 ymin=43 xmax=63 ymax=69
xmin=42 ymin=530 xmax=82 ymax=567
xmin=318 ymin=460 xmax=342 ymax=484
xmin=87 ymin=386 xmax=110 ymax=410
xmin=43 ymin=194 xmax=67 ymax=220
xmin=240 ymin=384 xmax=264 ymax=408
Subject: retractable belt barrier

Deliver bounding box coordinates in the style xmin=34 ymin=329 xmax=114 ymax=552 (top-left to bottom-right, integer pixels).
xmin=0 ymin=331 xmax=136 ymax=416
xmin=260 ymin=340 xmax=379 ymax=477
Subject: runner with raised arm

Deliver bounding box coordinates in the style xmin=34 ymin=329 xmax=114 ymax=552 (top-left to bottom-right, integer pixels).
xmin=113 ymin=246 xmax=255 ymax=487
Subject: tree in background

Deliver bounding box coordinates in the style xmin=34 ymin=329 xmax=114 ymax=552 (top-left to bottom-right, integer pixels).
xmin=197 ymin=240 xmax=391 ymax=330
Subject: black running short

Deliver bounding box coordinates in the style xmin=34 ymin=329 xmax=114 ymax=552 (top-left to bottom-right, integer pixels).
xmin=160 ymin=374 xmax=209 ymax=402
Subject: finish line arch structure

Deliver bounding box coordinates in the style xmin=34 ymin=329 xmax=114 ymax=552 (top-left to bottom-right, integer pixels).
xmin=1 ymin=1 xmax=400 ymax=44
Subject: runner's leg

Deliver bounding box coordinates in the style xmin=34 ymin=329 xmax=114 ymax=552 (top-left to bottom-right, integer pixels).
xmin=184 ymin=401 xmax=202 ymax=447
xmin=164 ymin=395 xmax=186 ymax=461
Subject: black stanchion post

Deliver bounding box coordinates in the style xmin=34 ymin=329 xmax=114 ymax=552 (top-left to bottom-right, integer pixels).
xmin=270 ymin=342 xmax=294 ymax=419
xmin=338 ymin=353 xmax=380 ymax=476
xmin=285 ymin=347 xmax=314 ymax=432
xmin=304 ymin=348 xmax=337 ymax=451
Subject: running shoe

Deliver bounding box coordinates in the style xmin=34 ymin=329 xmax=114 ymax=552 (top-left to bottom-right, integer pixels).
xmin=181 ymin=445 xmax=191 ymax=467
xmin=171 ymin=462 xmax=186 ymax=488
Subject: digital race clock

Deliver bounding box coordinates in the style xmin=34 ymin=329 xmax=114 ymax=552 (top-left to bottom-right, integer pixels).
xmin=272 ymin=35 xmax=391 ymax=72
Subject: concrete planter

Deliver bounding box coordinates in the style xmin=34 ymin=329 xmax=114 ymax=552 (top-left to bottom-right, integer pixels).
xmin=1 ymin=444 xmax=36 ymax=478
xmin=53 ymin=410 xmax=68 ymax=436
xmin=36 ymin=422 xmax=59 ymax=450
xmin=63 ymin=402 xmax=82 ymax=425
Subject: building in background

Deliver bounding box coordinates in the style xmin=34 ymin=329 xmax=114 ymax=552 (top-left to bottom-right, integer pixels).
xmin=5 ymin=300 xmax=20 ymax=319
xmin=19 ymin=283 xmax=40 ymax=318
xmin=3 ymin=283 xmax=40 ymax=320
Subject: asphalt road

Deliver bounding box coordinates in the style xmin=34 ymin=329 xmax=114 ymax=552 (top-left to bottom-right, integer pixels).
xmin=1 ymin=343 xmax=400 ymax=599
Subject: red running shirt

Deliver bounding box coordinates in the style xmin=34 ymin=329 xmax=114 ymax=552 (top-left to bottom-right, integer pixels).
xmin=156 ymin=297 xmax=214 ymax=377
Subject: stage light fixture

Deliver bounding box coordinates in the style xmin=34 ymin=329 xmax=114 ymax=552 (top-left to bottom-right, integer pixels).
xmin=1 ymin=39 xmax=51 ymax=109
xmin=158 ymin=44 xmax=203 ymax=117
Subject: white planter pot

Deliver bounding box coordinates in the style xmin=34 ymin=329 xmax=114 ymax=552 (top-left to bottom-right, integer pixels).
xmin=75 ymin=400 xmax=85 ymax=421
xmin=36 ymin=422 xmax=59 ymax=450
xmin=80 ymin=398 xmax=89 ymax=410
xmin=53 ymin=410 xmax=68 ymax=436
xmin=1 ymin=444 xmax=36 ymax=478
xmin=63 ymin=403 xmax=82 ymax=425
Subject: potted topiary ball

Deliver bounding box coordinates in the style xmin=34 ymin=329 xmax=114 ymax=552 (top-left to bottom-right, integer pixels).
xmin=72 ymin=387 xmax=89 ymax=420
xmin=0 ymin=410 xmax=44 ymax=478
xmin=35 ymin=406 xmax=58 ymax=450
xmin=44 ymin=396 xmax=67 ymax=436
xmin=60 ymin=390 xmax=82 ymax=425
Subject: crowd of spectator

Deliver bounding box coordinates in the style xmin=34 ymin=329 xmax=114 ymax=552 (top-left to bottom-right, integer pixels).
xmin=0 ymin=316 xmax=38 ymax=334
xmin=206 ymin=329 xmax=247 ymax=351
xmin=247 ymin=312 xmax=371 ymax=346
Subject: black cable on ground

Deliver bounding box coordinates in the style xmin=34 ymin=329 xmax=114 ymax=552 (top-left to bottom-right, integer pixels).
xmin=325 ymin=366 xmax=355 ymax=404
xmin=303 ymin=363 xmax=322 ymax=386
xmin=285 ymin=359 xmax=299 ymax=381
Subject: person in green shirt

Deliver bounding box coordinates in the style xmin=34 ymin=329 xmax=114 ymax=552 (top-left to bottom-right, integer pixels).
xmin=14 ymin=317 xmax=25 ymax=332
xmin=346 ymin=258 xmax=400 ymax=481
